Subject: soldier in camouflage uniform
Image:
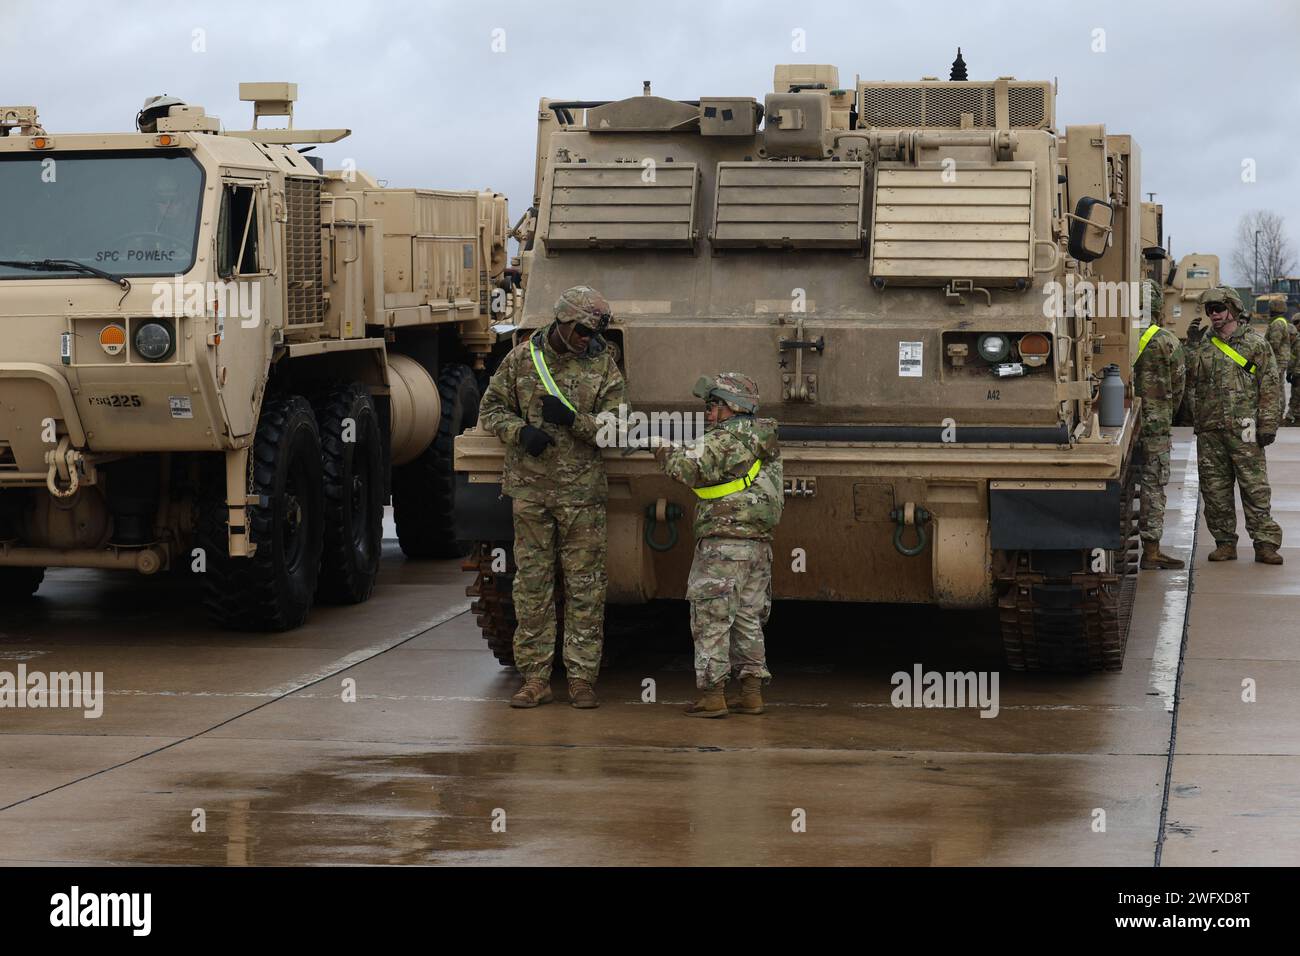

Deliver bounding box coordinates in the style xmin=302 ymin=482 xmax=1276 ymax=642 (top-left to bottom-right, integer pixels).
xmin=1264 ymin=298 xmax=1292 ymax=423
xmin=653 ymin=373 xmax=783 ymax=718
xmin=1134 ymin=278 xmax=1186 ymax=569
xmin=1286 ymin=313 xmax=1300 ymax=425
xmin=478 ymin=286 xmax=627 ymax=708
xmin=1184 ymin=286 xmax=1284 ymax=564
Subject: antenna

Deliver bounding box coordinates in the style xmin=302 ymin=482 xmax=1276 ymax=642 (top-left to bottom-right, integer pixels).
xmin=950 ymin=48 xmax=968 ymax=81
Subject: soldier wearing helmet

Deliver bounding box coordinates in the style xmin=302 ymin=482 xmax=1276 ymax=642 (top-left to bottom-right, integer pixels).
xmin=1286 ymin=310 xmax=1300 ymax=426
xmin=1264 ymin=298 xmax=1293 ymax=412
xmin=653 ymin=372 xmax=784 ymax=718
xmin=1185 ymin=286 xmax=1283 ymax=564
xmin=1133 ymin=277 xmax=1186 ymax=569
xmin=478 ymin=285 xmax=627 ymax=708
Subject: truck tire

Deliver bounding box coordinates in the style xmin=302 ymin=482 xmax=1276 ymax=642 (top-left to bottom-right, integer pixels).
xmin=315 ymin=384 xmax=384 ymax=605
xmin=199 ymin=395 xmax=325 ymax=631
xmin=392 ymin=364 xmax=481 ymax=559
xmin=0 ymin=566 xmax=44 ymax=600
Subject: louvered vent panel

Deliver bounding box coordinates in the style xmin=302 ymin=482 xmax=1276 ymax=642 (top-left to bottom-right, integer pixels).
xmin=870 ymin=165 xmax=1034 ymax=285
xmin=545 ymin=163 xmax=697 ymax=249
xmin=285 ymin=177 xmax=323 ymax=326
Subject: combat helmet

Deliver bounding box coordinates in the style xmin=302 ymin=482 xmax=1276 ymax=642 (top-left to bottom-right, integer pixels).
xmin=553 ymin=285 xmax=613 ymax=332
xmin=1199 ymin=285 xmax=1244 ymax=314
xmin=692 ymin=372 xmax=760 ymax=414
xmin=136 ymin=94 xmax=186 ymax=133
xmin=1142 ymin=277 xmax=1164 ymax=321
xmin=1270 ymin=298 xmax=1288 ymax=315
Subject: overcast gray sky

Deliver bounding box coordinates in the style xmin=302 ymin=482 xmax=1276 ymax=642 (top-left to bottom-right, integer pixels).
xmin=5 ymin=0 xmax=1296 ymax=284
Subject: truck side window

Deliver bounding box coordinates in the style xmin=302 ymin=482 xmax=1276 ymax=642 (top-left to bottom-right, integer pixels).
xmin=217 ymin=183 xmax=260 ymax=278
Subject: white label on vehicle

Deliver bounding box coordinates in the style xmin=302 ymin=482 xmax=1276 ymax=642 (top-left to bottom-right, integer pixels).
xmin=168 ymin=396 xmax=193 ymax=420
xmin=898 ymin=341 xmax=923 ymax=377
xmin=1173 ymin=305 xmax=1182 ymax=317
xmin=60 ymin=332 xmax=72 ymax=360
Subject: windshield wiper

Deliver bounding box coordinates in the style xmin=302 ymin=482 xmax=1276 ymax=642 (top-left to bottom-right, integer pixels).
xmin=0 ymin=258 xmax=130 ymax=290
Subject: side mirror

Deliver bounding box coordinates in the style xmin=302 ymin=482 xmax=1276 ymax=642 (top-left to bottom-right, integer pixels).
xmin=1068 ymin=197 xmax=1113 ymax=263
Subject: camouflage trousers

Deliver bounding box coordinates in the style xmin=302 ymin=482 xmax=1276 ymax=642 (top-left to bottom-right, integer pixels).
xmin=1288 ymin=379 xmax=1300 ymax=422
xmin=1196 ymin=430 xmax=1283 ymax=548
xmin=685 ymin=537 xmax=773 ymax=690
xmin=510 ymin=496 xmax=607 ymax=682
xmin=1138 ymin=436 xmax=1172 ymax=542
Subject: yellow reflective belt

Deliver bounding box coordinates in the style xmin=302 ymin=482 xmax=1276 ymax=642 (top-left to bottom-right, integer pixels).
xmin=1210 ymin=336 xmax=1258 ymax=376
xmin=1135 ymin=324 xmax=1162 ymax=363
xmin=528 ymin=338 xmax=576 ymax=412
xmin=693 ymin=459 xmax=762 ymax=500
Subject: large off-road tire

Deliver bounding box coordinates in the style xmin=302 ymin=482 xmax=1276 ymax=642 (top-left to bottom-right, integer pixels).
xmin=314 ymin=384 xmax=384 ymax=605
xmin=198 ymin=395 xmax=325 ymax=631
xmin=0 ymin=566 xmax=44 ymax=600
xmin=392 ymin=364 xmax=481 ymax=559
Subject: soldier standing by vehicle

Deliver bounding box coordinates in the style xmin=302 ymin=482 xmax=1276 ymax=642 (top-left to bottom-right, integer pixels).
xmin=653 ymin=373 xmax=783 ymax=718
xmin=1284 ymin=312 xmax=1300 ymax=426
xmin=1264 ymin=299 xmax=1292 ymax=423
xmin=1185 ymin=286 xmax=1284 ymax=565
xmin=478 ymin=286 xmax=626 ymax=708
xmin=1135 ymin=279 xmax=1186 ymax=569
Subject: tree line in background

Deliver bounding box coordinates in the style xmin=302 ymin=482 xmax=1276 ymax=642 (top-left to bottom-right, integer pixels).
xmin=1232 ymin=211 xmax=1297 ymax=292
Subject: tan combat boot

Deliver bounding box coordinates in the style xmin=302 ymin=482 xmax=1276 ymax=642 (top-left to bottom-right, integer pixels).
xmin=1207 ymin=542 xmax=1238 ymax=562
xmin=510 ymin=677 xmax=553 ymax=709
xmin=684 ymin=684 xmax=728 ymax=718
xmin=1141 ymin=540 xmax=1185 ymax=570
xmin=1255 ymin=544 xmax=1284 ymax=565
xmin=731 ymin=676 xmax=766 ymax=715
xmin=724 ymin=679 xmax=743 ymax=709
xmin=567 ymin=677 xmax=599 ymax=709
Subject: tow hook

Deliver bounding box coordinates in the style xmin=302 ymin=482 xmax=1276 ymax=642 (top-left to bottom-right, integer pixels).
xmin=890 ymin=502 xmax=932 ymax=557
xmin=45 ymin=437 xmax=87 ymax=499
xmin=644 ymin=498 xmax=683 ymax=552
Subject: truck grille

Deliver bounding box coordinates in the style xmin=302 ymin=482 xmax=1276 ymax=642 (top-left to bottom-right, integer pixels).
xmin=285 ymin=177 xmax=324 ymax=327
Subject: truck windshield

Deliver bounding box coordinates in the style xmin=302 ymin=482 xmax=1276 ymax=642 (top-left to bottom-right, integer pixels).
xmin=0 ymin=151 xmax=203 ymax=279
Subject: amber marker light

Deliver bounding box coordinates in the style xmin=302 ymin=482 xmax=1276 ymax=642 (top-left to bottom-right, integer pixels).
xmin=99 ymin=324 xmax=127 ymax=356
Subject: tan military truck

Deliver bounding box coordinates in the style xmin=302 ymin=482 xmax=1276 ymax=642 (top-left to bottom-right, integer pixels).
xmin=0 ymin=85 xmax=515 ymax=629
xmin=457 ymin=59 xmax=1146 ymax=671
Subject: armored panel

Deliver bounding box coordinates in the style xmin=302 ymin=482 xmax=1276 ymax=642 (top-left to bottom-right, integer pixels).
xmin=284 ymin=177 xmax=324 ymax=327
xmin=545 ymin=163 xmax=698 ymax=249
xmin=711 ymin=162 xmax=865 ymax=249
xmin=869 ymin=165 xmax=1034 ymax=284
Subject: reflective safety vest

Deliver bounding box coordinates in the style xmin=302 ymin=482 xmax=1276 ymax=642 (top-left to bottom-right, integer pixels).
xmin=1210 ymin=335 xmax=1258 ymax=376
xmin=1272 ymin=315 xmax=1290 ymax=326
xmin=693 ymin=458 xmax=762 ymax=500
xmin=529 ymin=338 xmax=576 ymax=412
xmin=1135 ymin=324 xmax=1164 ymax=363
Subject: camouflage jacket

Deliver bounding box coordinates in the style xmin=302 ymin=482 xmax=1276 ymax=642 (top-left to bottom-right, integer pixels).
xmin=1289 ymin=322 xmax=1300 ymax=376
xmin=478 ymin=325 xmax=626 ymax=504
xmin=660 ymin=415 xmax=784 ymax=541
xmin=1185 ymin=322 xmax=1282 ymax=436
xmin=1133 ymin=326 xmax=1185 ymax=445
xmin=1265 ymin=316 xmax=1293 ymax=372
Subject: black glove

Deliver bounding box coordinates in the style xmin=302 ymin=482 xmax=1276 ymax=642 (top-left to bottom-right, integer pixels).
xmin=540 ymin=395 xmax=576 ymax=427
xmin=1258 ymin=432 xmax=1276 ymax=448
xmin=1186 ymin=318 xmax=1205 ymax=343
xmin=520 ymin=424 xmax=556 ymax=457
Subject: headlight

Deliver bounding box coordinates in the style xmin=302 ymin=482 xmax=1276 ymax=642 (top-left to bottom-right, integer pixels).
xmin=134 ymin=320 xmax=175 ymax=361
xmin=977 ymin=333 xmax=1010 ymax=363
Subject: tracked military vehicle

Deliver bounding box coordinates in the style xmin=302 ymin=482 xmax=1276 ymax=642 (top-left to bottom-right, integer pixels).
xmin=0 ymin=85 xmax=515 ymax=629
xmin=457 ymin=57 xmax=1147 ymax=671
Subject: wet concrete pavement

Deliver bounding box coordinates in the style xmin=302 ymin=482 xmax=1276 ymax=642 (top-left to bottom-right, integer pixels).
xmin=0 ymin=428 xmax=1295 ymax=865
